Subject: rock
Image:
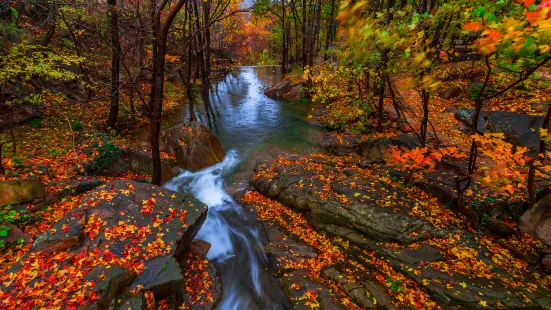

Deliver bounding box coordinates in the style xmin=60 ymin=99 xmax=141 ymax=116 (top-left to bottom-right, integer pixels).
xmin=115 ymin=292 xmax=147 ymax=310
xmin=188 ymin=239 xmax=211 ymax=257
xmin=323 ymin=268 xmax=375 ymax=309
xmin=454 ymin=109 xmax=543 ymax=154
xmin=394 ymin=133 xmax=421 ymax=149
xmin=180 ymin=240 xmax=221 ymax=309
xmin=131 ymin=257 xmax=183 ymax=299
xmin=70 ymin=178 xmax=105 ymax=195
xmin=2 ymin=181 xmax=208 ymax=309
xmin=279 ymin=270 xmax=347 ymax=310
xmin=542 ymin=255 xmax=551 ymax=272
xmin=0 ymin=104 xmax=43 ymax=128
xmin=361 ymin=280 xmax=397 ymax=310
xmin=252 ymin=153 xmax=551 ymax=309
xmin=438 ymin=86 xmax=462 ymax=100
xmin=252 ymin=156 xmax=443 ymax=245
xmin=444 ymin=106 xmax=458 ymax=113
xmin=264 ymin=81 xmax=291 ymax=99
xmin=485 ymin=218 xmax=516 ymax=237
xmin=532 ymin=101 xmax=549 ymax=113
xmin=0 ymin=222 xmax=32 ymax=248
xmin=84 ymin=265 xmax=135 ymax=309
xmin=288 ymin=84 xmax=303 ymax=100
xmin=0 ymin=178 xmax=45 ymax=207
xmin=30 ymin=179 xmax=104 ymax=212
xmin=161 ymin=122 xmax=226 ymax=172
xmin=311 ymin=200 xmax=438 ymax=245
xmin=320 ymin=134 xmax=392 ymax=160
xmin=520 ymin=194 xmax=551 ymax=247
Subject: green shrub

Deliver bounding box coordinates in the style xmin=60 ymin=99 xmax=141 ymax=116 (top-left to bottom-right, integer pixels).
xmin=70 ymin=120 xmax=83 ymax=132
xmin=83 ymin=133 xmax=122 ymax=174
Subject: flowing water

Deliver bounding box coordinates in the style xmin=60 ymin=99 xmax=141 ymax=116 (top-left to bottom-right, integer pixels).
xmin=164 ymin=66 xmax=323 ymax=309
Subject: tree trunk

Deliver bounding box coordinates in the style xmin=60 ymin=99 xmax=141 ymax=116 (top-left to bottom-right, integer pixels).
xmin=107 ymin=0 xmax=121 ymax=128
xmin=281 ymin=0 xmax=287 ymax=74
xmin=150 ymin=0 xmax=188 ymax=185
xmin=324 ymin=0 xmax=336 ymax=61
xmin=0 ymin=143 xmax=5 ymax=175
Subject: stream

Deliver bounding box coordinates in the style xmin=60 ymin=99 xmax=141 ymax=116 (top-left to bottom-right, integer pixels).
xmin=164 ymin=66 xmax=323 ymax=309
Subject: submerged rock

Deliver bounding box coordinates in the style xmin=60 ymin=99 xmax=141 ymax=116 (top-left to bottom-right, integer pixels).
xmin=162 ymin=122 xmax=226 ymax=172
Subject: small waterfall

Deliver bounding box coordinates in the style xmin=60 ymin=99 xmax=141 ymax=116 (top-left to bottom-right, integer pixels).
xmin=164 ymin=150 xmax=270 ymax=309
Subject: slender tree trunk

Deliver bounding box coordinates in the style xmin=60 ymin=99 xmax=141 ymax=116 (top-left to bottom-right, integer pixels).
xmin=204 ymin=0 xmax=212 ymax=84
xmin=420 ymin=89 xmax=429 ymax=147
xmin=192 ymin=0 xmax=207 ymax=88
xmin=324 ymin=0 xmax=336 ymax=61
xmin=281 ymin=0 xmax=287 ymax=74
xmin=302 ymin=0 xmax=307 ymax=68
xmin=107 ymin=0 xmax=121 ymax=128
xmin=0 ymin=143 xmax=4 ymax=175
xmin=528 ymin=102 xmax=551 ymax=203
xmin=147 ymin=3 xmax=158 ymax=117
xmin=150 ymin=0 xmax=188 ymax=185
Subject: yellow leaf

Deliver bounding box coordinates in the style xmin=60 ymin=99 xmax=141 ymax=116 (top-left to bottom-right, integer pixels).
xmin=479 ymin=300 xmax=487 ymax=307
xmin=459 ymin=282 xmax=467 ymax=288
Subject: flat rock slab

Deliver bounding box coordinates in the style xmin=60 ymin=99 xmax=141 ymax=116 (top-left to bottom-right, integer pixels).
xmin=0 ymin=180 xmax=208 ymax=309
xmin=253 ymin=154 xmax=443 ymax=245
xmin=252 ymin=153 xmax=551 ymax=309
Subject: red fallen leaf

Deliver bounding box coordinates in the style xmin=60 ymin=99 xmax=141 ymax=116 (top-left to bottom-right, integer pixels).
xmin=524 ymin=0 xmax=535 ymax=7
xmin=464 ymin=22 xmax=484 ymax=32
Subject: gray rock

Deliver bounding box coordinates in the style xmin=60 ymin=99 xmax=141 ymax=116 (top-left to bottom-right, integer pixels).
xmin=323 ymin=268 xmax=375 ymax=309
xmin=454 ymin=109 xmax=543 ymax=154
xmin=520 ymin=194 xmax=551 ymax=247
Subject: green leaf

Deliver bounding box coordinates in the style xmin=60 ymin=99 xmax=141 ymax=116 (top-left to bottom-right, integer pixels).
xmin=0 ymin=230 xmax=8 ymax=237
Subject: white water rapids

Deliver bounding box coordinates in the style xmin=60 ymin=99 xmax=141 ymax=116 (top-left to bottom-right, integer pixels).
xmin=165 ymin=150 xmax=285 ymax=309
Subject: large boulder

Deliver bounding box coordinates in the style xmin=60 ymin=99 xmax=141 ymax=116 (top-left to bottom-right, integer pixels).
xmin=520 ymin=194 xmax=551 ymax=247
xmin=454 ymin=109 xmax=543 ymax=154
xmin=0 ymin=178 xmax=45 ymax=207
xmin=0 ymin=180 xmax=208 ymax=309
xmin=0 ymin=104 xmax=44 ymax=128
xmin=264 ymin=81 xmax=291 ymax=99
xmin=438 ymin=86 xmax=462 ymax=100
xmin=161 ymin=122 xmax=225 ymax=172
